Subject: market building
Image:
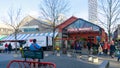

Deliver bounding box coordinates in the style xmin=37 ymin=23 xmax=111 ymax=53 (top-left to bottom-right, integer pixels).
xmin=55 ymin=16 xmax=107 ymax=48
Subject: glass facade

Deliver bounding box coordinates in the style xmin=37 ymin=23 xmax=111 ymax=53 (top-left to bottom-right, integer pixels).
xmin=61 ymin=18 xmax=102 ymax=45
xmin=23 ymin=28 xmax=39 ymax=32
xmin=64 ymin=19 xmax=100 ymax=32
xmin=20 ymin=25 xmax=40 ymax=32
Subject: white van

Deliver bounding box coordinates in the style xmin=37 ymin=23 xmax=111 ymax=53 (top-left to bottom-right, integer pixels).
xmin=0 ymin=43 xmax=5 ymax=51
xmin=23 ymin=36 xmax=53 ymax=50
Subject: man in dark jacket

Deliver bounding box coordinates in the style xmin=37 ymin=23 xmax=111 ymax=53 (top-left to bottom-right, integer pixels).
xmin=87 ymin=40 xmax=93 ymax=55
xmin=8 ymin=43 xmax=12 ymax=53
xmin=110 ymin=44 xmax=116 ymax=58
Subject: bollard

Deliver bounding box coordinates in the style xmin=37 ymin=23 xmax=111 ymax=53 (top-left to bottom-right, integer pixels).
xmin=45 ymin=53 xmax=48 ymax=57
xmin=92 ymin=57 xmax=98 ymax=63
xmin=67 ymin=52 xmax=72 ymax=57
xmin=76 ymin=55 xmax=82 ymax=59
xmin=56 ymin=53 xmax=60 ymax=56
xmin=88 ymin=56 xmax=93 ymax=62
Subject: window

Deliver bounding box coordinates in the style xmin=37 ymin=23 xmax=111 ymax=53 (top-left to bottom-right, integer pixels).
xmin=23 ymin=28 xmax=39 ymax=32
xmin=65 ymin=19 xmax=100 ymax=31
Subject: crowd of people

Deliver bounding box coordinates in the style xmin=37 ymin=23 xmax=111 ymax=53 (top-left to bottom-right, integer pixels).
xmin=2 ymin=38 xmax=120 ymax=63
xmin=97 ymin=40 xmax=119 ymax=58
xmin=72 ymin=39 xmax=120 ymax=60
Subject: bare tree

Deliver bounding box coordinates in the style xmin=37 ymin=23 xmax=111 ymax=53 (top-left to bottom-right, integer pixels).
xmin=39 ymin=0 xmax=70 ymax=25
xmin=98 ymin=0 xmax=120 ymax=42
xmin=2 ymin=7 xmax=23 ymax=53
xmin=39 ymin=0 xmax=70 ymax=52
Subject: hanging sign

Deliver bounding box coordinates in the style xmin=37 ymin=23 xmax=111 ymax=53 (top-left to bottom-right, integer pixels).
xmin=67 ymin=27 xmax=92 ymax=32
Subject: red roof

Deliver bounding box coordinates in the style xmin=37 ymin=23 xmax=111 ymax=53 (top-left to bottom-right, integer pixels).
xmin=56 ymin=16 xmax=78 ymax=31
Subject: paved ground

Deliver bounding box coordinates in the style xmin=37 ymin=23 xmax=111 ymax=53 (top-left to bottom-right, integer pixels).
xmin=0 ymin=51 xmax=120 ymax=68
xmin=98 ymin=55 xmax=120 ymax=68
xmin=80 ymin=55 xmax=120 ymax=68
xmin=81 ymin=48 xmax=120 ymax=68
xmin=0 ymin=51 xmax=98 ymax=68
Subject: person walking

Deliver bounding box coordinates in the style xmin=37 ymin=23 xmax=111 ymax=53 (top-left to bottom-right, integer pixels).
xmin=103 ymin=41 xmax=108 ymax=55
xmin=110 ymin=43 xmax=116 ymax=58
xmin=87 ymin=40 xmax=93 ymax=55
xmin=98 ymin=44 xmax=103 ymax=55
xmin=4 ymin=43 xmax=8 ymax=53
xmin=8 ymin=43 xmax=12 ymax=54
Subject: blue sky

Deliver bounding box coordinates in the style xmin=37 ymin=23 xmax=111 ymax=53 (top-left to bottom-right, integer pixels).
xmin=0 ymin=0 xmax=88 ymax=21
xmin=69 ymin=0 xmax=88 ymax=20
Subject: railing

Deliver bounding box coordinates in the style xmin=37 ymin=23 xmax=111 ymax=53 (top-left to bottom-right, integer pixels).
xmin=7 ymin=60 xmax=56 ymax=68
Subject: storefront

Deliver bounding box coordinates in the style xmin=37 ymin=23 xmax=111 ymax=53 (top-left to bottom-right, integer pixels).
xmin=56 ymin=16 xmax=107 ymax=48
